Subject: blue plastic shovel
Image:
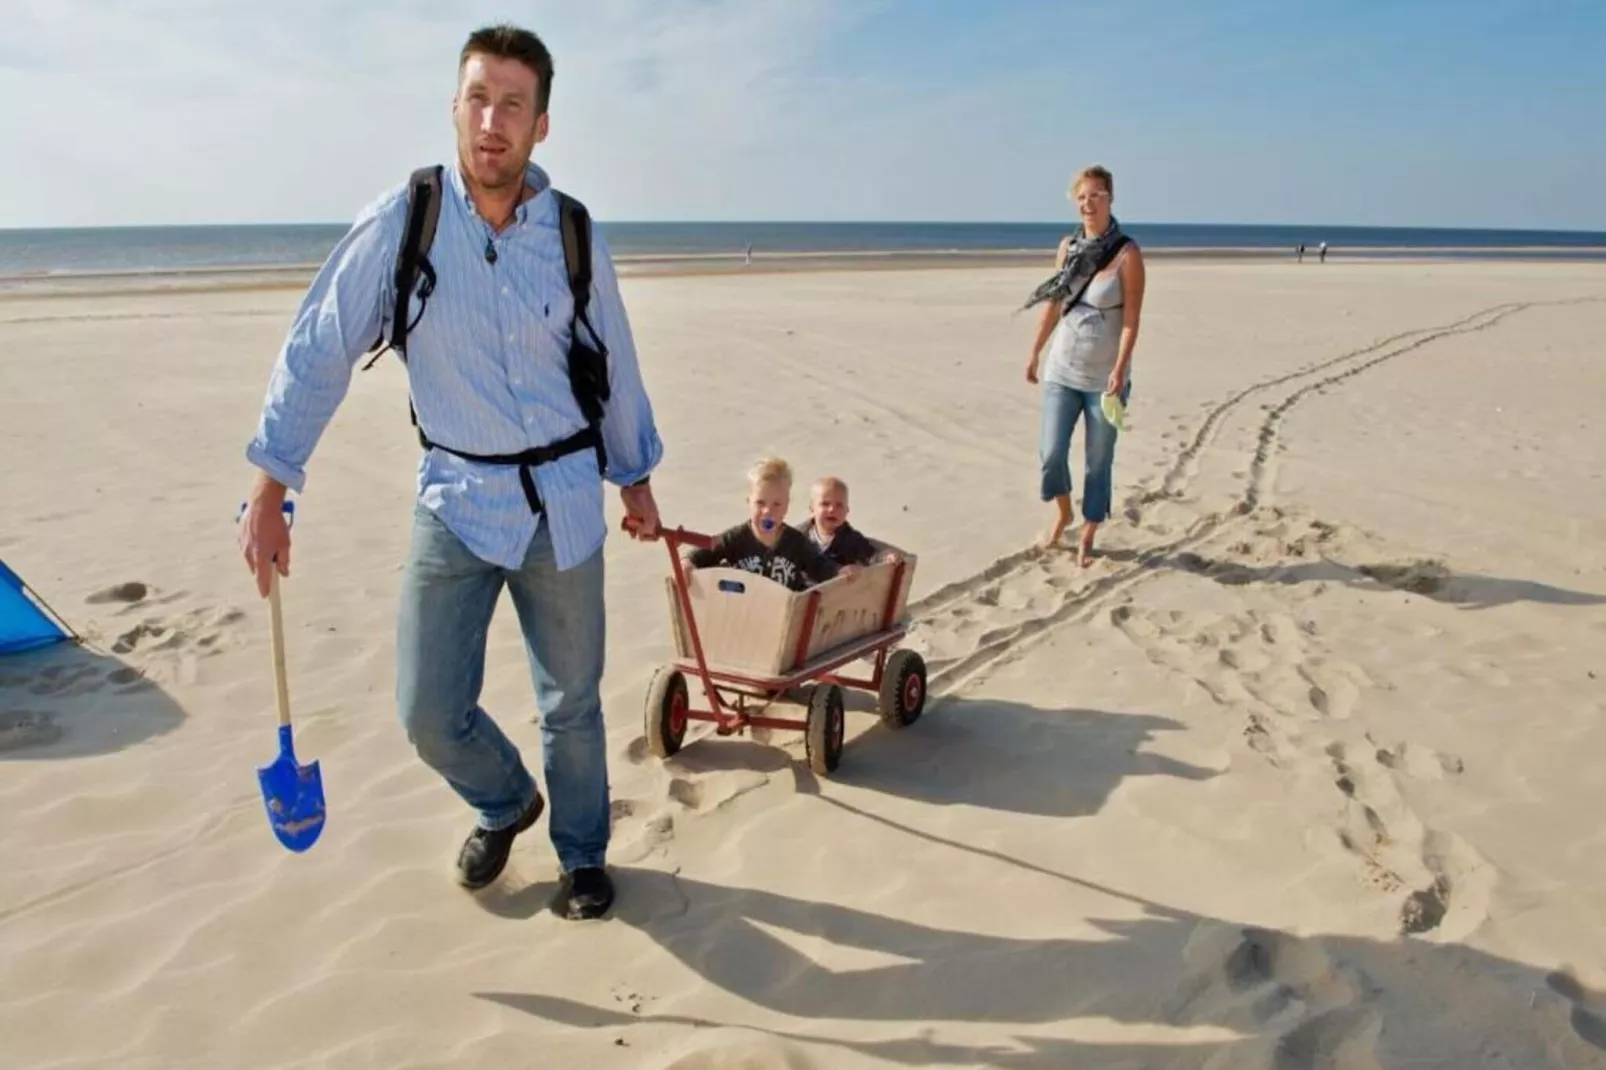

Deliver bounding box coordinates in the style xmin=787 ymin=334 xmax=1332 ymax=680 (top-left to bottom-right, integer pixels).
xmin=251 ymin=501 xmax=325 ymax=852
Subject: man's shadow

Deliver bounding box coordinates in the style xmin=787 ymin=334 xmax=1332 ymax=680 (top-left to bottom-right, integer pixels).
xmin=0 ymin=640 xmax=185 ymax=760
xmin=477 ymin=867 xmax=1606 ymax=1068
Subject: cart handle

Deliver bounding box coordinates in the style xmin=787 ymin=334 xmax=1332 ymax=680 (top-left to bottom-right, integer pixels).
xmin=619 ymin=518 xmax=718 ymax=552
xmin=659 ymin=526 xmax=717 ymax=552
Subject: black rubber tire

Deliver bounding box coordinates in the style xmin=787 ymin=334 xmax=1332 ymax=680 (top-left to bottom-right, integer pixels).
xmin=877 ymin=649 xmax=927 ymax=728
xmin=645 ymin=666 xmax=689 ymax=759
xmin=805 ymin=683 xmax=846 ymax=775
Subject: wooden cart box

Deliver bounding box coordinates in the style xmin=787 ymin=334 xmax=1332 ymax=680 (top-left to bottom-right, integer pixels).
xmin=664 ymin=544 xmax=916 ymax=682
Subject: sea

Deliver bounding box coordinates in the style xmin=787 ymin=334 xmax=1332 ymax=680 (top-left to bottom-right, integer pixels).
xmin=2 ymin=221 xmax=1604 ymax=277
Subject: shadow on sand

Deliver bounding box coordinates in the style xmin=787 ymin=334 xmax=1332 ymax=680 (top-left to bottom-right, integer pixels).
xmin=0 ymin=640 xmax=186 ymax=760
xmin=477 ymin=862 xmax=1606 ymax=1068
xmin=1101 ymin=545 xmax=1606 ymax=612
xmin=472 ymin=692 xmax=1605 ymax=1067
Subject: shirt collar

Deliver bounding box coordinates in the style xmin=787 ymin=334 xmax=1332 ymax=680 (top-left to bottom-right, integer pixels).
xmin=446 ymin=158 xmax=553 ymax=226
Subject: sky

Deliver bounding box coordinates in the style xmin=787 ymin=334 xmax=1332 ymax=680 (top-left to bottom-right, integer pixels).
xmin=2 ymin=0 xmax=1603 ymax=231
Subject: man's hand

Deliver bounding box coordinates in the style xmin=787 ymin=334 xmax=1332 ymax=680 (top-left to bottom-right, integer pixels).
xmin=239 ymin=476 xmax=291 ymax=598
xmin=621 ymin=482 xmax=661 ymax=541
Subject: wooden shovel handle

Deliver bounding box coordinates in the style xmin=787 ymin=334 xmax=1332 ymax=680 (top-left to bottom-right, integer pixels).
xmin=268 ymin=570 xmax=292 ymax=728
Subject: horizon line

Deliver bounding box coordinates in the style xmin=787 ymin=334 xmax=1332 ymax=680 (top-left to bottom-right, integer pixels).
xmin=5 ymin=219 xmax=1606 ymax=237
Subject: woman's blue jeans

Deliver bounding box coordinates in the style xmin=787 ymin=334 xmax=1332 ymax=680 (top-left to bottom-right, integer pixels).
xmin=1038 ymin=381 xmax=1129 ymax=523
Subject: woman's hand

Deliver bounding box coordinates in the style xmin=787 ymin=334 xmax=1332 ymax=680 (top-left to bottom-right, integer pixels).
xmin=1026 ymin=353 xmax=1041 ymax=384
xmin=1106 ymin=364 xmax=1126 ymax=396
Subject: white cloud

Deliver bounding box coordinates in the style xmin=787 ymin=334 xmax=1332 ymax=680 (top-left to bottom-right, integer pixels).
xmin=0 ymin=0 xmax=906 ymax=226
xmin=2 ymin=2 xmax=1600 ymax=230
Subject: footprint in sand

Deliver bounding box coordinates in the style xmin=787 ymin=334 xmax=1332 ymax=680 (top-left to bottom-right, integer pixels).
xmin=1546 ymin=969 xmax=1606 ymax=1052
xmin=1326 ymin=742 xmax=1479 ymax=935
xmin=613 ymin=811 xmax=676 ymax=865
xmin=1169 ymin=921 xmax=1368 ymax=1040
xmin=1358 ymin=560 xmax=1453 ymax=597
xmin=1372 ymin=739 xmax=1464 ymax=779
xmin=0 ymin=709 xmax=63 ymax=753
xmin=667 ymin=778 xmax=703 ymax=810
xmin=27 ymin=664 xmax=98 ymax=696
xmin=112 ymin=621 xmax=176 ymax=655
xmin=86 ymin=581 xmax=149 ymax=605
xmin=107 ymin=605 xmax=246 ymax=658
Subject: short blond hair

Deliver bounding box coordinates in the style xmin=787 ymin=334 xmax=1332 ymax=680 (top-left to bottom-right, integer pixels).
xmin=811 ymin=475 xmax=848 ymax=501
xmin=1069 ymin=164 xmax=1114 ymax=198
xmin=747 ymin=456 xmax=792 ymax=489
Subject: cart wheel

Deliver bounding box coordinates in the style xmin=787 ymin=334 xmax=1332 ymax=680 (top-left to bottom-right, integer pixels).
xmin=877 ymin=649 xmax=927 ymax=728
xmin=645 ymin=666 xmax=689 ymax=759
xmin=805 ymin=683 xmax=846 ymax=775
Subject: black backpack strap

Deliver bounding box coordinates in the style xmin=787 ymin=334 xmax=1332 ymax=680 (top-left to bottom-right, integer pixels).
xmin=555 ymin=191 xmax=604 ymax=358
xmin=362 ymin=165 xmax=443 ymax=371
xmin=554 ymin=190 xmax=611 ymax=475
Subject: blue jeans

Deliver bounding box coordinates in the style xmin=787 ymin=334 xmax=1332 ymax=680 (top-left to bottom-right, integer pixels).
xmin=396 ymin=505 xmax=610 ymax=873
xmin=1038 ymin=381 xmax=1129 ymax=522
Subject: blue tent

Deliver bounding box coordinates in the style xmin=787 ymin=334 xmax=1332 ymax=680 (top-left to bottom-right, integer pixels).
xmin=0 ymin=559 xmax=75 ymax=655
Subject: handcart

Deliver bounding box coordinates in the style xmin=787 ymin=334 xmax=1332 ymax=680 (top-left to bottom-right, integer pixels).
xmin=641 ymin=525 xmax=928 ymax=775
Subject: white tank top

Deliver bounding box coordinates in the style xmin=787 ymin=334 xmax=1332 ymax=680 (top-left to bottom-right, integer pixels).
xmin=1043 ymin=259 xmax=1125 ymax=392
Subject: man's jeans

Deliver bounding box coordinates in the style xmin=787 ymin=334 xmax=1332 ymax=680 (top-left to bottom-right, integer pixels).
xmin=1038 ymin=381 xmax=1129 ymax=523
xmin=396 ymin=505 xmax=609 ymax=873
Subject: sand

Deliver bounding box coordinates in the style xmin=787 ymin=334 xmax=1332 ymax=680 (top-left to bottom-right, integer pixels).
xmin=3 ymin=258 xmax=1606 ymax=1069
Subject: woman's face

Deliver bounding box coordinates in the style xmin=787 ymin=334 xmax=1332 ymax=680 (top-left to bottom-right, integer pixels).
xmin=1074 ymin=180 xmax=1113 ymax=229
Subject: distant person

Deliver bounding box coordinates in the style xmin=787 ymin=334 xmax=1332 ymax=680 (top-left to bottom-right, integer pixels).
xmin=1297 ymin=242 xmax=1305 ymax=263
xmin=1319 ymin=241 xmax=1328 ymax=263
xmin=236 ymin=24 xmax=666 ymax=921
xmin=744 ymin=243 xmax=753 ymax=265
xmin=1021 ymin=164 xmax=1146 ymax=566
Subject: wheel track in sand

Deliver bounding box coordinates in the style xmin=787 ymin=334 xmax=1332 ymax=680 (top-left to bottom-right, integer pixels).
xmin=906 ymin=296 xmax=1606 ymax=699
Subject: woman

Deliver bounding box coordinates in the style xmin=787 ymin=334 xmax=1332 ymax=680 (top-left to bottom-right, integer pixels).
xmin=1023 ymin=164 xmax=1146 ymax=566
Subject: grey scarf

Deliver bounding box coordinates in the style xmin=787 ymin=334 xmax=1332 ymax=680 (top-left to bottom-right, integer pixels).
xmin=1019 ymin=217 xmax=1128 ymax=315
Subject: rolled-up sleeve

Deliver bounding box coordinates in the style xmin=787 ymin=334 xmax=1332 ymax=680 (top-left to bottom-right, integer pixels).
xmin=587 ymin=229 xmax=665 ymax=487
xmin=245 ymin=192 xmax=400 ymax=492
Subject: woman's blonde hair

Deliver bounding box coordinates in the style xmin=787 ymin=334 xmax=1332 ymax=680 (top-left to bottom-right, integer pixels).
xmin=748 ymin=456 xmax=793 ymax=488
xmin=1068 ymin=164 xmax=1114 ymax=198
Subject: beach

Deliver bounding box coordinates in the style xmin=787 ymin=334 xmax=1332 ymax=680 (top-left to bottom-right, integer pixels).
xmin=3 ymin=258 xmax=1606 ymax=1068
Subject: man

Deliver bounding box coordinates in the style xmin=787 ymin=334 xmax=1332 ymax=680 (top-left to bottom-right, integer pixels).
xmin=236 ymin=24 xmax=663 ymax=920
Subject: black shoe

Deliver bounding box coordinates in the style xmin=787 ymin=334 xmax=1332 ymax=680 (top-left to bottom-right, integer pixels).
xmin=555 ymin=866 xmax=615 ymax=920
xmin=456 ymin=793 xmax=544 ymax=890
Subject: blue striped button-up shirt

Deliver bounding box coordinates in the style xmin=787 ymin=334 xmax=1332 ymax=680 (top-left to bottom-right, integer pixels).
xmin=246 ymin=161 xmax=664 ymax=572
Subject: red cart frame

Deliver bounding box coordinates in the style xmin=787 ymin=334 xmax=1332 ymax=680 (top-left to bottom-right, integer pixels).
xmin=641 ymin=525 xmax=927 ymax=774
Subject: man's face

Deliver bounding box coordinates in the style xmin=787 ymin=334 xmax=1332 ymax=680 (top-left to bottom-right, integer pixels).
xmin=811 ymin=486 xmax=848 ymax=535
xmin=748 ymin=480 xmax=790 ymax=539
xmin=453 ymin=53 xmax=548 ymax=192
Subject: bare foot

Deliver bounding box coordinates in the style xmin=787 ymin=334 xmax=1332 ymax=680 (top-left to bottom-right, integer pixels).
xmin=1040 ymin=497 xmax=1072 ymax=550
xmin=1077 ymin=523 xmax=1099 ymax=568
